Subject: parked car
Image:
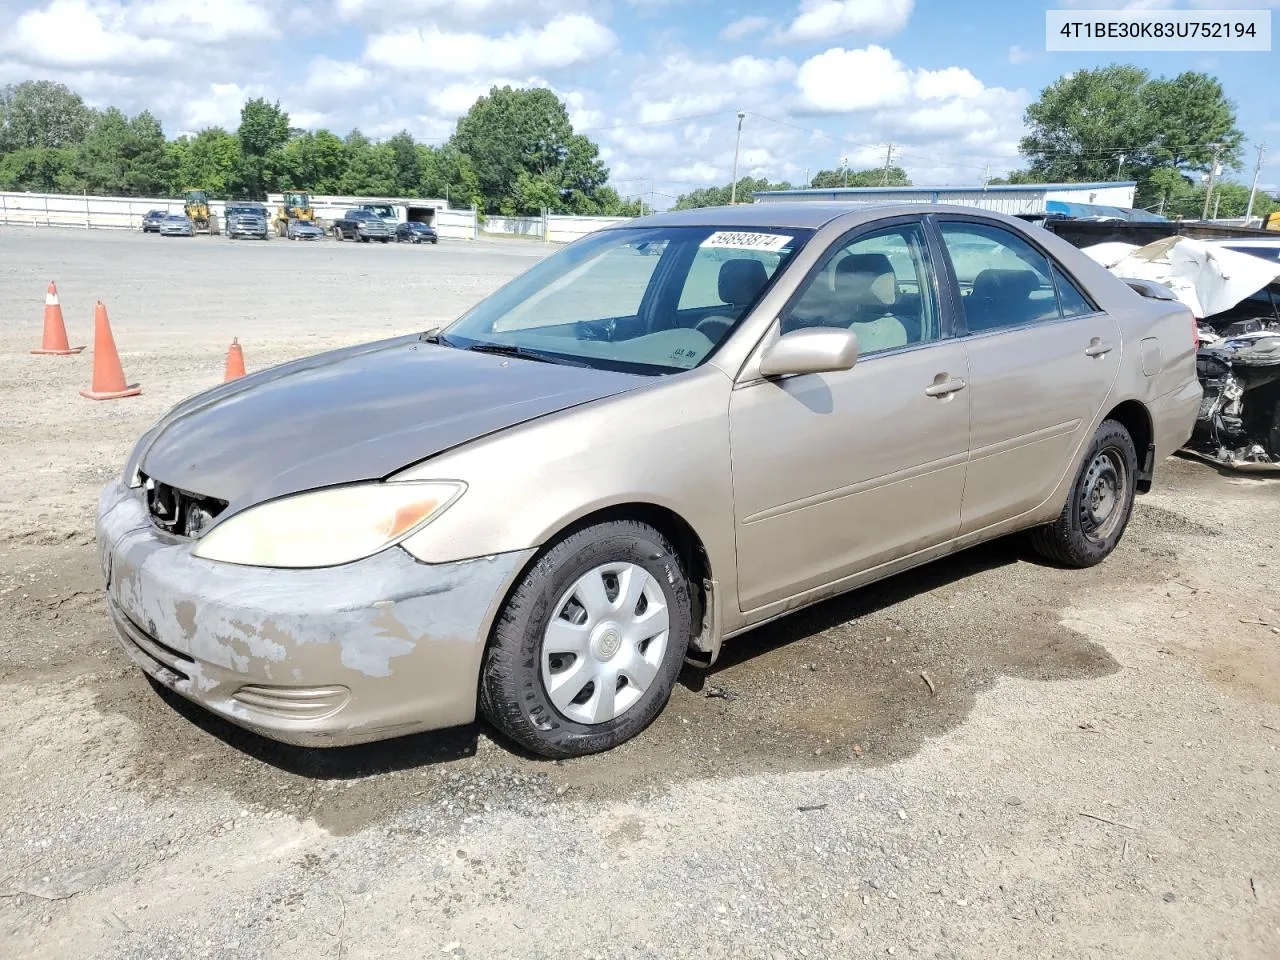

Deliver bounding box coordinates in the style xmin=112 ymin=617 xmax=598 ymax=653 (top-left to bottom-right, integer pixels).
xmin=287 ymin=219 xmax=326 ymax=241
xmin=96 ymin=204 xmax=1201 ymax=758
xmin=158 ymin=214 xmax=194 ymax=237
xmin=225 ymin=204 xmax=270 ymax=240
xmin=141 ymin=209 xmax=167 ymax=233
xmin=332 ymin=209 xmax=392 ymax=242
xmin=396 ymin=221 xmax=439 ymax=244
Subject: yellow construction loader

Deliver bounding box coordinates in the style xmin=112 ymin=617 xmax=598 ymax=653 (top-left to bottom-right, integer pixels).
xmin=182 ymin=189 xmax=219 ymax=235
xmin=274 ymin=192 xmax=315 ymax=237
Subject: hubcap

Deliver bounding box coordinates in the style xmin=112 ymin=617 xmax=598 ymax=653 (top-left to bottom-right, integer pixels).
xmin=1079 ymin=447 xmax=1127 ymax=543
xmin=541 ymin=562 xmax=670 ymax=726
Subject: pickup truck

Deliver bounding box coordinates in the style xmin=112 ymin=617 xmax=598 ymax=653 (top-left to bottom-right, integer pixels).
xmin=331 ymin=209 xmax=393 ymax=243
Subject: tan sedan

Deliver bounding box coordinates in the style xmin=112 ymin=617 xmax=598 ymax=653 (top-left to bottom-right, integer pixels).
xmin=96 ymin=204 xmax=1201 ymax=757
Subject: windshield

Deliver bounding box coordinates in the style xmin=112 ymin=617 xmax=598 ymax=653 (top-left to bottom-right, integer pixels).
xmin=443 ymin=225 xmax=810 ymax=374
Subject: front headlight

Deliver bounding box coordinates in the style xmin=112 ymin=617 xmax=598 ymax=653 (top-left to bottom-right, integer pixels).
xmin=192 ymin=481 xmax=465 ymax=568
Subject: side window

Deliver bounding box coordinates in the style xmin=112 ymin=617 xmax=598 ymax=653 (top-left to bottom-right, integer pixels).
xmin=1053 ymin=265 xmax=1096 ymax=318
xmin=782 ymin=222 xmax=940 ymax=356
xmin=938 ymin=222 xmax=1060 ymax=333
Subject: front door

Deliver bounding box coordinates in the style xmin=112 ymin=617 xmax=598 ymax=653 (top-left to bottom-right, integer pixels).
xmin=933 ymin=218 xmax=1123 ymax=533
xmin=729 ymin=219 xmax=971 ymax=612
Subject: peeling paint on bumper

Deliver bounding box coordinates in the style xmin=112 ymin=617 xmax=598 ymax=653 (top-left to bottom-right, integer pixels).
xmin=95 ymin=481 xmax=534 ymax=747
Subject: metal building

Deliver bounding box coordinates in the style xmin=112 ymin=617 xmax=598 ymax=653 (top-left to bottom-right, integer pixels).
xmin=753 ymin=181 xmax=1138 ymax=216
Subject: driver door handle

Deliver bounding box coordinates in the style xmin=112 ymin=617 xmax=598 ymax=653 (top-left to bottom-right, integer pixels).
xmin=1085 ymin=339 xmax=1114 ymax=358
xmin=924 ymin=377 xmax=967 ymax=398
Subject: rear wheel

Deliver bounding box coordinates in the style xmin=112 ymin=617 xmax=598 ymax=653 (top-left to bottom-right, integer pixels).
xmin=480 ymin=520 xmax=692 ymax=758
xmin=1030 ymin=419 xmax=1138 ymax=568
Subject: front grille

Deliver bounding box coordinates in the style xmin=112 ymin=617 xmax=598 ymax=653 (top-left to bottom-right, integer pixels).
xmin=140 ymin=473 xmax=227 ymax=538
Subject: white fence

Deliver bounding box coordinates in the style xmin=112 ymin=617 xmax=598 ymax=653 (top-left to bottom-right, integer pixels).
xmin=0 ymin=190 xmax=635 ymax=243
xmin=482 ymin=215 xmax=544 ymax=238
xmin=0 ymin=190 xmax=229 ymax=230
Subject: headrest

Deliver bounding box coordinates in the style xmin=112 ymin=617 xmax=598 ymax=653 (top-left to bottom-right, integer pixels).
xmin=834 ymin=252 xmax=897 ymax=309
xmin=971 ymin=269 xmax=1039 ymax=301
xmin=718 ymin=258 xmax=770 ymax=307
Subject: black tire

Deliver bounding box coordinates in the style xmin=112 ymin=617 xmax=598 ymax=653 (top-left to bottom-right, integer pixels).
xmin=1030 ymin=419 xmax=1139 ymax=568
xmin=333 ymin=228 xmax=342 ymax=241
xmin=480 ymin=520 xmax=693 ymax=758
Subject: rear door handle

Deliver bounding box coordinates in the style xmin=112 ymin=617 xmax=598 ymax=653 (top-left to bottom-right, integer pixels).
xmin=1085 ymin=339 xmax=1114 ymax=358
xmin=924 ymin=377 xmax=967 ymax=398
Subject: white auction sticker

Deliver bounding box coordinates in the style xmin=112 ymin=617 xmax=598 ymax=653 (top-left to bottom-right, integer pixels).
xmin=700 ymin=231 xmax=793 ymax=252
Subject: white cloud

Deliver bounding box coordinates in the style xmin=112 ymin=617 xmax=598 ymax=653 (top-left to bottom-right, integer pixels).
xmin=631 ymin=54 xmax=795 ymax=122
xmin=795 ymin=45 xmax=911 ymax=113
xmin=720 ymin=15 xmax=771 ymax=41
xmin=175 ymin=81 xmax=257 ymax=132
xmin=3 ymin=1 xmax=175 ymax=67
xmin=780 ymin=0 xmax=913 ymax=42
xmin=335 ymin=0 xmax=584 ymax=20
xmin=364 ymin=15 xmax=616 ymax=75
xmin=304 ymin=56 xmax=374 ymax=96
xmin=913 ymin=66 xmax=984 ymax=101
xmin=128 ymin=0 xmax=277 ymax=43
xmin=1007 ymin=44 xmax=1034 ymax=64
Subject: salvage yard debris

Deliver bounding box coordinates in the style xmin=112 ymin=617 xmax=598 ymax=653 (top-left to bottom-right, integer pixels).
xmin=1086 ymin=235 xmax=1280 ymax=470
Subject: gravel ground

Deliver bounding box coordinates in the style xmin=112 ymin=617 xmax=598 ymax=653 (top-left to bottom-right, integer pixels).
xmin=2 ymin=226 xmax=1278 ymax=959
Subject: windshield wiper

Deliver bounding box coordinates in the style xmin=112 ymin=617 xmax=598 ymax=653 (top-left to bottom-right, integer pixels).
xmin=419 ymin=327 xmax=454 ymax=346
xmin=463 ymin=342 xmax=592 ymax=368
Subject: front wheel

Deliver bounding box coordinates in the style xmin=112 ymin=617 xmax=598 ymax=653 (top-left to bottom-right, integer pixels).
xmin=1030 ymin=419 xmax=1138 ymax=568
xmin=480 ymin=520 xmax=693 ymax=758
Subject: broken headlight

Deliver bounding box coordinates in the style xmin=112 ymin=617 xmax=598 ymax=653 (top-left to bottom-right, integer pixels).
xmin=192 ymin=481 xmax=465 ymax=568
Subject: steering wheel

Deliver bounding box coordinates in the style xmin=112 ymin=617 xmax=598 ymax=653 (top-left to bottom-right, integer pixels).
xmin=694 ymin=315 xmax=736 ymax=341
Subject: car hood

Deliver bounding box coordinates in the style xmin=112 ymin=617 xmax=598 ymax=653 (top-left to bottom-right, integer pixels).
xmin=131 ymin=335 xmax=642 ymax=514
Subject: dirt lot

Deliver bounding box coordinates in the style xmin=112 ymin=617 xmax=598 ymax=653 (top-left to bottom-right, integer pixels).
xmin=2 ymin=227 xmax=1278 ymax=959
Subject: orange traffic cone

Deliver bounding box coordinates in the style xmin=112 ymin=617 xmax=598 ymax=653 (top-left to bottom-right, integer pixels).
xmin=79 ymin=302 xmax=141 ymax=401
xmin=31 ymin=281 xmax=85 ymax=355
xmin=223 ymin=337 xmax=246 ymax=381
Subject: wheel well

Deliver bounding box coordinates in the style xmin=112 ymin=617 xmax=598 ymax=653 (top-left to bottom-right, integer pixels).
xmin=510 ymin=503 xmax=714 ymax=661
xmin=1104 ymin=400 xmax=1154 ymax=492
xmin=553 ymin=503 xmax=712 ymax=590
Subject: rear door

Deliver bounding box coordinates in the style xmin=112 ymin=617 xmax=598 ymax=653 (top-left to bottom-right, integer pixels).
xmin=933 ymin=217 xmax=1122 ymax=534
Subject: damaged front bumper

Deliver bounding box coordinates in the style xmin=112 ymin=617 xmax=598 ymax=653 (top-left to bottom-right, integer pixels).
xmin=95 ymin=481 xmax=534 ymax=746
xmin=1188 ymin=333 xmax=1280 ymax=471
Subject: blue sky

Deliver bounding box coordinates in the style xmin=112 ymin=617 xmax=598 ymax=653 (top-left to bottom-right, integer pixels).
xmin=0 ymin=0 xmax=1276 ymax=207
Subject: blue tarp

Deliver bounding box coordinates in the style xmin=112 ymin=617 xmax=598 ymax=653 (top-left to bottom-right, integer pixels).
xmin=1044 ymin=200 xmax=1168 ymax=222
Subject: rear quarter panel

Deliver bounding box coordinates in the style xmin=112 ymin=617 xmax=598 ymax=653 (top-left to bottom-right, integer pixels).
xmin=1037 ymin=229 xmax=1200 ymax=464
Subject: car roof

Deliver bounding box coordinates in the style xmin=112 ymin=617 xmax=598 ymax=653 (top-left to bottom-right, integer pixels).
xmin=630 ymin=201 xmax=1036 ymax=231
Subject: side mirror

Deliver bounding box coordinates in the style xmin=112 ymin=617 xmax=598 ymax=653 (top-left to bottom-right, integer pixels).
xmin=758 ymin=327 xmax=859 ymax=378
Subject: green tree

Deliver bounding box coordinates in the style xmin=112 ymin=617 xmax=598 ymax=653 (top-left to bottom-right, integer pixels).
xmin=170 ymin=127 xmax=243 ymax=197
xmin=418 ymin=143 xmax=482 ymax=208
xmin=809 ymin=166 xmax=911 ymax=188
xmin=338 ymin=133 xmax=398 ymax=195
xmin=384 ymin=130 xmax=421 ymax=195
xmin=1019 ymin=65 xmax=1243 ymax=207
xmin=450 ymin=86 xmax=609 ymax=214
xmin=272 ymin=129 xmax=347 ymax=193
xmin=672 ymin=176 xmax=794 ymax=210
xmin=0 ymin=146 xmax=81 ymax=191
xmin=76 ymin=108 xmax=169 ymax=195
xmin=236 ymin=97 xmax=290 ymax=197
xmin=0 ymin=80 xmax=95 ymax=151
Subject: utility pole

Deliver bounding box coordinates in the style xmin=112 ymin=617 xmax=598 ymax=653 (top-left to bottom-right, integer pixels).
xmin=729 ymin=111 xmax=746 ymax=204
xmin=1246 ymin=143 xmax=1266 ymax=222
xmin=1115 ymin=153 xmax=1126 ymax=179
xmin=803 ymin=167 xmax=809 ymax=189
xmin=1201 ymin=142 xmax=1223 ymax=221
xmin=842 ymin=155 xmax=849 ymax=188
xmin=1213 ymin=191 xmax=1222 ymax=220
xmin=983 ymin=162 xmax=991 ymax=190
xmin=882 ymin=144 xmax=894 ymax=186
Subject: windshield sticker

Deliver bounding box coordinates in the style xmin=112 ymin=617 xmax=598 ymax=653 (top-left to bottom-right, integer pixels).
xmin=700 ymin=231 xmax=792 ymax=252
